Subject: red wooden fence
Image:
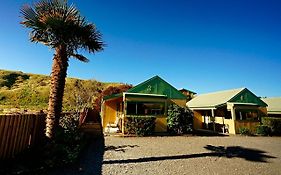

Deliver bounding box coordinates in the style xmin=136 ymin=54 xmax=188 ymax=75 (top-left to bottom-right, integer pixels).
xmin=0 ymin=111 xmax=102 ymax=160
xmin=0 ymin=114 xmax=46 ymax=160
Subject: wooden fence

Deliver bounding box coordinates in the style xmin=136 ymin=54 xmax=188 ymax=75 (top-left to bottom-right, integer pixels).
xmin=0 ymin=113 xmax=46 ymax=160
xmin=0 ymin=111 xmax=102 ymax=160
xmin=235 ymin=120 xmax=260 ymax=134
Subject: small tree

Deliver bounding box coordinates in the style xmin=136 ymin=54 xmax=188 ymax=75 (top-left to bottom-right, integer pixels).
xmin=93 ymin=84 xmax=132 ymax=112
xmin=167 ymin=104 xmax=193 ymax=134
xmin=63 ymin=79 xmax=103 ymax=111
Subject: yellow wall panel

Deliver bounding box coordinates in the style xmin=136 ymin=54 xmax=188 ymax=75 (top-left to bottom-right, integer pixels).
xmin=155 ymin=117 xmax=167 ymax=132
xmin=102 ymin=100 xmax=117 ymax=131
xmin=170 ymin=99 xmax=187 ymax=107
xmin=193 ymin=111 xmax=203 ymax=130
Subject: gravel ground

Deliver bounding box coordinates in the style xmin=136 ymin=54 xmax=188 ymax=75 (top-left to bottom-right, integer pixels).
xmin=50 ymin=135 xmax=281 ymax=175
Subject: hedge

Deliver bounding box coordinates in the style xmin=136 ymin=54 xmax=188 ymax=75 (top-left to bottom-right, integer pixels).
xmin=167 ymin=104 xmax=193 ymax=134
xmin=262 ymin=117 xmax=281 ymax=136
xmin=256 ymin=125 xmax=271 ymax=136
xmin=125 ymin=116 xmax=156 ymax=136
xmin=239 ymin=127 xmax=252 ymax=136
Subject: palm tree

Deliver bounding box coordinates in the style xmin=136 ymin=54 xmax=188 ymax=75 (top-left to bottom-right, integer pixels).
xmin=20 ymin=0 xmax=104 ymax=139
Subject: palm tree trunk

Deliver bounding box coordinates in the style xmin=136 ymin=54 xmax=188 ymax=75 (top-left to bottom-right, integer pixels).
xmin=46 ymin=45 xmax=68 ymax=139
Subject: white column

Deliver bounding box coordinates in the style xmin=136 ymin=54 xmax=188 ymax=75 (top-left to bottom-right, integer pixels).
xmin=231 ymin=106 xmax=236 ymax=134
xmin=211 ymin=109 xmax=215 ymax=132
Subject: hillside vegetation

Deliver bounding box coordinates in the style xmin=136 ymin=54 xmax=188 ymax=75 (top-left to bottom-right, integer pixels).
xmin=0 ymin=69 xmax=121 ymax=113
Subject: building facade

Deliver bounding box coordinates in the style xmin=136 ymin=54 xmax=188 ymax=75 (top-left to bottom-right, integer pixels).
xmin=187 ymin=88 xmax=267 ymax=134
xmin=101 ymin=76 xmax=187 ymax=134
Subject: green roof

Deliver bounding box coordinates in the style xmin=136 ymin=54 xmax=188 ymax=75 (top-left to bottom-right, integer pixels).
xmin=187 ymin=88 xmax=267 ymax=108
xmin=103 ymin=75 xmax=186 ymax=101
xmin=127 ymin=75 xmax=186 ymax=99
xmin=262 ymin=97 xmax=281 ymax=114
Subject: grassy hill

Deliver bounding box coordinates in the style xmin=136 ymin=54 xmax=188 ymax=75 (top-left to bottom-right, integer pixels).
xmin=0 ymin=69 xmax=121 ymax=113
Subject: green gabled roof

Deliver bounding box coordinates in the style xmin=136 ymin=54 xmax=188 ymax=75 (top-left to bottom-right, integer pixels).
xmin=187 ymin=87 xmax=267 ymax=108
xmin=103 ymin=75 xmax=186 ymax=101
xmin=127 ymin=75 xmax=186 ymax=99
xmin=229 ymin=88 xmax=267 ymax=107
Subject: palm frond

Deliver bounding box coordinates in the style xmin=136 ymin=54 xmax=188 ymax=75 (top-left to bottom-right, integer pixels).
xmin=70 ymin=53 xmax=89 ymax=62
xmin=20 ymin=0 xmax=104 ymax=60
xmin=20 ymin=4 xmax=39 ymax=27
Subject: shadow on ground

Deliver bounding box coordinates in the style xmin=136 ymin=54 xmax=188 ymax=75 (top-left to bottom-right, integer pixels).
xmin=192 ymin=129 xmax=228 ymax=136
xmin=103 ymin=144 xmax=276 ymax=165
xmin=48 ymin=138 xmax=276 ymax=174
xmin=48 ymin=136 xmax=105 ymax=175
xmin=105 ymin=145 xmax=139 ymax=152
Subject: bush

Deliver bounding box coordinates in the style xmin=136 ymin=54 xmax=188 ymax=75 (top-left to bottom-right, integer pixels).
xmin=239 ymin=127 xmax=251 ymax=136
xmin=262 ymin=117 xmax=281 ymax=135
xmin=42 ymin=112 xmax=86 ymax=168
xmin=167 ymin=104 xmax=193 ymax=134
xmin=256 ymin=125 xmax=271 ymax=136
xmin=125 ymin=116 xmax=156 ymax=136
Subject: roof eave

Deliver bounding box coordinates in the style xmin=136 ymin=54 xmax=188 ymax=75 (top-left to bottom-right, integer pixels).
xmin=188 ymin=106 xmax=217 ymax=110
xmin=267 ymin=111 xmax=281 ymax=114
xmin=124 ymin=92 xmax=168 ymax=98
xmin=103 ymin=93 xmax=123 ymax=101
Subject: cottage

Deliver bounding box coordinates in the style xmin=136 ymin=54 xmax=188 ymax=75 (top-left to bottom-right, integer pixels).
xmin=187 ymin=88 xmax=267 ymax=134
xmin=262 ymin=97 xmax=281 ymax=118
xmin=101 ymin=76 xmax=187 ymax=134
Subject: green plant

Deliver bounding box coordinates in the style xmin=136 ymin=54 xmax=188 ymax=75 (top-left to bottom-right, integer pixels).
xmin=256 ymin=125 xmax=271 ymax=136
xmin=239 ymin=127 xmax=251 ymax=136
xmin=262 ymin=117 xmax=281 ymax=135
xmin=125 ymin=116 xmax=156 ymax=136
xmin=59 ymin=113 xmax=81 ymax=146
xmin=167 ymin=104 xmax=193 ymax=134
xmin=42 ymin=112 xmax=86 ymax=168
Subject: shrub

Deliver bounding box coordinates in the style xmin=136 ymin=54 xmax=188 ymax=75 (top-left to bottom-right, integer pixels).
xmin=125 ymin=116 xmax=156 ymax=136
xmin=262 ymin=117 xmax=281 ymax=135
xmin=167 ymin=104 xmax=193 ymax=134
xmin=93 ymin=84 xmax=133 ymax=112
xmin=239 ymin=127 xmax=251 ymax=136
xmin=42 ymin=112 xmax=85 ymax=168
xmin=256 ymin=125 xmax=271 ymax=136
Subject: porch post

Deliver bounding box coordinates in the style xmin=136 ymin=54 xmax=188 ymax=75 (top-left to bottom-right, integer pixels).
xmin=222 ymin=115 xmax=225 ymax=133
xmin=211 ymin=109 xmax=215 ymax=132
xmin=122 ymin=94 xmax=126 ymax=134
xmin=231 ymin=105 xmax=236 ymax=134
xmin=101 ymin=101 xmax=105 ymax=131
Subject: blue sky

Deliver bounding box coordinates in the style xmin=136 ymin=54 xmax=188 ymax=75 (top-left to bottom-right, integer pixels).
xmin=0 ymin=0 xmax=281 ymax=97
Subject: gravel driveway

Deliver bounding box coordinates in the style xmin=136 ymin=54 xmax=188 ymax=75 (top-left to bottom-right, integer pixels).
xmin=50 ymin=135 xmax=281 ymax=175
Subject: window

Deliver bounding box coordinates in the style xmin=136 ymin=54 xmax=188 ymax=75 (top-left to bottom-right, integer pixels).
xmin=127 ymin=102 xmax=137 ymax=115
xmin=235 ymin=109 xmax=258 ymax=121
xmin=214 ymin=108 xmax=232 ymax=119
xmin=126 ymin=102 xmax=165 ymax=115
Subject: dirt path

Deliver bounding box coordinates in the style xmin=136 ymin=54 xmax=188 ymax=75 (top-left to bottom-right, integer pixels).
xmin=50 ymin=136 xmax=281 ymax=175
